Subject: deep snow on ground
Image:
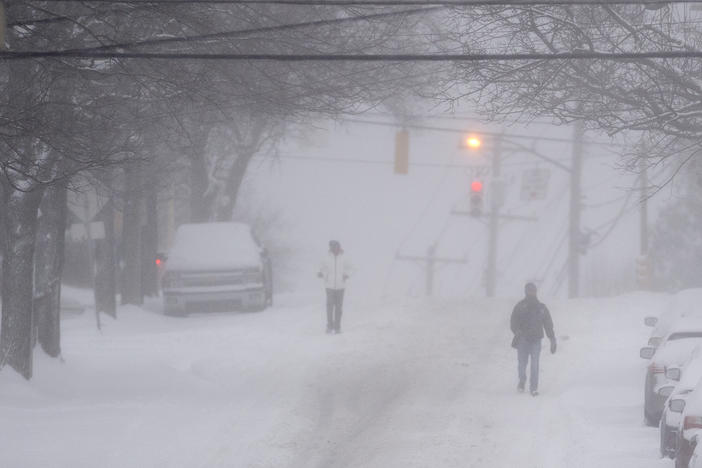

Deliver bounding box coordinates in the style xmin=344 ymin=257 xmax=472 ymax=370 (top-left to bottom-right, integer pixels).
xmin=0 ymin=291 xmax=672 ymax=468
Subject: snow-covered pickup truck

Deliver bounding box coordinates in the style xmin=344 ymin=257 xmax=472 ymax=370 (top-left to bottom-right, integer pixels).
xmin=161 ymin=222 xmax=273 ymax=315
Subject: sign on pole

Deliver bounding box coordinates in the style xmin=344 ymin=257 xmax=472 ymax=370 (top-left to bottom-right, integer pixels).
xmin=521 ymin=168 xmax=551 ymax=201
xmin=68 ymin=189 xmax=107 ymax=223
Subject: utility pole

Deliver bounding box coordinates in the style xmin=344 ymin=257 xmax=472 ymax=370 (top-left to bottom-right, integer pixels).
xmin=485 ymin=139 xmax=502 ymax=297
xmin=636 ymin=157 xmax=652 ymax=290
xmin=568 ymin=119 xmax=584 ymax=299
xmin=396 ymin=244 xmax=467 ymax=296
xmin=639 ymin=158 xmax=649 ymax=255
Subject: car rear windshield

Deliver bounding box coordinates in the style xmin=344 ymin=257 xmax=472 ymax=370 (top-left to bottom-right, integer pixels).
xmin=668 ymin=332 xmax=702 ymax=341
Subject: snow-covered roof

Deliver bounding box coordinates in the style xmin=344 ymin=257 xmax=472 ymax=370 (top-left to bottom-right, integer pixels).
xmin=682 ymin=375 xmax=702 ymax=422
xmin=652 ymin=291 xmax=702 ymax=339
xmin=673 ymin=289 xmax=702 ymax=316
xmin=165 ymin=222 xmax=262 ymax=272
xmin=678 ymin=351 xmax=702 ymax=391
xmin=651 ymin=308 xmax=683 ymax=339
xmin=667 ymin=317 xmax=702 ymax=338
xmin=653 ymin=338 xmax=702 ymax=368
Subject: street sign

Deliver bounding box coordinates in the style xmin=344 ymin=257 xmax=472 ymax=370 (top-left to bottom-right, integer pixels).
xmin=68 ymin=189 xmax=107 ymax=223
xmin=521 ymin=168 xmax=551 ymax=201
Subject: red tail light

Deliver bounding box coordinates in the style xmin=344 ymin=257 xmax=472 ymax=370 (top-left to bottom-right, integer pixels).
xmin=650 ymin=364 xmax=665 ymax=374
xmin=684 ymin=416 xmax=702 ymax=430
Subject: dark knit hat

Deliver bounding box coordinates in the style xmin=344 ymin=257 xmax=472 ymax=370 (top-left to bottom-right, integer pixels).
xmin=525 ymin=282 xmax=537 ymax=296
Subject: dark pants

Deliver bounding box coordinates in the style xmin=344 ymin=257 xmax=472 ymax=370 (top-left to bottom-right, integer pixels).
xmin=326 ymin=288 xmax=345 ymax=331
xmin=517 ymin=338 xmax=542 ymax=391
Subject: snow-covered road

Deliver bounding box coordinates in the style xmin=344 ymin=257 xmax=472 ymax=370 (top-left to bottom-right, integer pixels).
xmin=0 ymin=292 xmax=673 ymax=468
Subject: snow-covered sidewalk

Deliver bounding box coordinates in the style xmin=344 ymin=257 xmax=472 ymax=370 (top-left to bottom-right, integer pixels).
xmin=0 ymin=292 xmax=671 ymax=468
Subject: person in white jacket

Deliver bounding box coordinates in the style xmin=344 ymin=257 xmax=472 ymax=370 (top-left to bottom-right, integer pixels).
xmin=318 ymin=240 xmax=352 ymax=334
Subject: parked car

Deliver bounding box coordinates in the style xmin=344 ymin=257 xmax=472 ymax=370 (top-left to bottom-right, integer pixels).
xmin=676 ymin=376 xmax=702 ymax=468
xmin=161 ymin=222 xmax=273 ymax=315
xmin=648 ymin=290 xmax=702 ymax=348
xmin=689 ymin=438 xmax=702 ymax=468
xmin=641 ymin=318 xmax=702 ymax=426
xmin=659 ymin=346 xmax=702 ymax=459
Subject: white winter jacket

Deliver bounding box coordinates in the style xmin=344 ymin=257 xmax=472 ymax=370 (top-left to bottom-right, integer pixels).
xmin=319 ymin=252 xmax=352 ymax=290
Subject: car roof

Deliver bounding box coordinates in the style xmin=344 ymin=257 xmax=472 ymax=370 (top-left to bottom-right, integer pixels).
xmin=681 ymin=374 xmax=702 ymax=416
xmin=651 ymin=291 xmax=702 ymax=338
xmin=679 ymin=353 xmax=702 ymax=389
xmin=166 ymin=222 xmax=262 ymax=272
xmin=667 ymin=317 xmax=702 ymax=336
xmin=654 ymin=339 xmax=702 ymax=366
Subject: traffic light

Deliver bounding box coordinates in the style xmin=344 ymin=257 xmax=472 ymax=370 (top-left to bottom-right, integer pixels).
xmin=463 ymin=135 xmax=482 ymax=150
xmin=470 ymin=180 xmax=483 ymax=216
xmin=394 ymin=130 xmax=409 ymax=174
xmin=155 ymin=253 xmax=167 ymax=267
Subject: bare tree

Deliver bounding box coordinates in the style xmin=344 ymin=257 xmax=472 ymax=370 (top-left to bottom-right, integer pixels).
xmin=440 ymin=4 xmax=702 ymax=158
xmin=0 ymin=1 xmax=439 ymax=378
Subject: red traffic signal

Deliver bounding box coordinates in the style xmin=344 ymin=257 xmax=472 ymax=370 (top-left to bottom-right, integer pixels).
xmin=469 ymin=180 xmax=484 ymax=217
xmin=155 ymin=253 xmax=167 ymax=266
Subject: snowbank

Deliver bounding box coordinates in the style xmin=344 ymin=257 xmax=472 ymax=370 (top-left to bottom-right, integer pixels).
xmin=0 ymin=291 xmax=671 ymax=467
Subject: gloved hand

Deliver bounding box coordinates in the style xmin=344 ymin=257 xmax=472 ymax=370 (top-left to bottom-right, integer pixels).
xmin=550 ymin=337 xmax=557 ymax=354
xmin=317 ymin=272 xmax=323 ymax=279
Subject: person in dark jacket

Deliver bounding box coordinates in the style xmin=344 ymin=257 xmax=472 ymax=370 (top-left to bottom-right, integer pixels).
xmin=510 ymin=282 xmax=556 ymax=396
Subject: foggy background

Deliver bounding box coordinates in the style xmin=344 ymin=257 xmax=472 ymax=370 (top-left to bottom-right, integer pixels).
xmin=2 ymin=2 xmax=702 ymax=468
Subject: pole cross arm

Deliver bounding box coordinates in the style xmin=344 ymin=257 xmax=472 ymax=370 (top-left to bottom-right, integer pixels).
xmin=395 ymin=254 xmax=467 ymax=264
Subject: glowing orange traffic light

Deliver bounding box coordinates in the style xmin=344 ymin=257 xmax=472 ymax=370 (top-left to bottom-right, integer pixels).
xmin=465 ymin=135 xmax=482 ymax=149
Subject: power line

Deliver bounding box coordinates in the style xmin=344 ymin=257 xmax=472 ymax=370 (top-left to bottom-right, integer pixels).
xmin=18 ymin=0 xmax=702 ymax=6
xmin=51 ymin=6 xmax=442 ymax=53
xmin=5 ymin=49 xmax=702 ymax=62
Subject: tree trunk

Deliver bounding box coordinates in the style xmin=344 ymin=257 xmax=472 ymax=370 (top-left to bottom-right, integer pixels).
xmin=121 ymin=164 xmax=143 ymax=305
xmin=1 ymin=187 xmax=44 ymax=379
xmin=187 ymin=126 xmax=213 ymax=222
xmin=216 ymin=151 xmax=255 ymax=222
xmin=33 ymin=182 xmax=67 ymax=357
xmin=95 ymin=195 xmax=117 ymax=318
xmin=141 ymin=185 xmax=159 ymax=297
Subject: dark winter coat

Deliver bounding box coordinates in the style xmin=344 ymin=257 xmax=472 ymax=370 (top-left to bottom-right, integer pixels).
xmin=510 ymin=296 xmax=555 ymax=343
